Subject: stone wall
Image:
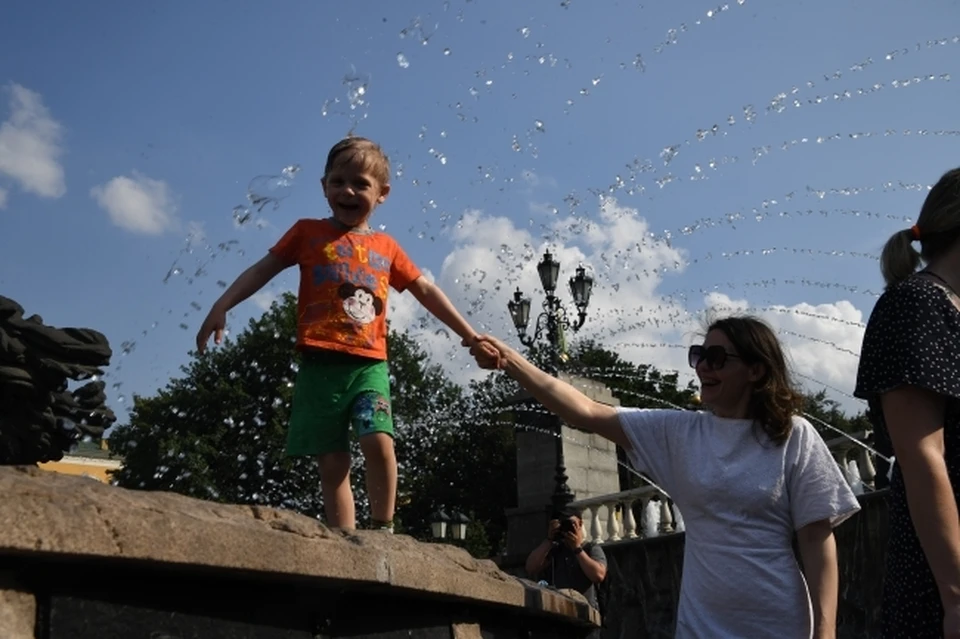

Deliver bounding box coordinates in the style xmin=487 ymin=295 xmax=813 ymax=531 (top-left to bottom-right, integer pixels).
xmin=506 ymin=374 xmax=621 ymax=561
xmin=595 ymin=490 xmax=888 ymax=638
xmin=512 ymin=374 xmax=621 ymax=510
xmin=0 ymin=466 xmax=600 ymax=639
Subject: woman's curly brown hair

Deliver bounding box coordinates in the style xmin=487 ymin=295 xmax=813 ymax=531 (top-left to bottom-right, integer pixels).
xmin=706 ymin=315 xmax=804 ymax=445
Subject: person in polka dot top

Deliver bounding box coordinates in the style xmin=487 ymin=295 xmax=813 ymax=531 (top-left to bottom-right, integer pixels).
xmin=856 ymin=167 xmax=960 ymax=639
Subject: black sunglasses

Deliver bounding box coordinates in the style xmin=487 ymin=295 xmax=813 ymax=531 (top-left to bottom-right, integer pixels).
xmin=688 ymin=344 xmax=742 ymax=370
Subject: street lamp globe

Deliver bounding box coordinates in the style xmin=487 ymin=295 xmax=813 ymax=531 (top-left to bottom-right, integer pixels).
xmin=450 ymin=512 xmax=470 ymax=541
xmin=430 ymin=510 xmax=450 ymax=540
xmin=507 ymin=288 xmax=532 ymax=332
xmin=569 ymin=264 xmax=594 ymax=311
xmin=536 ymin=251 xmax=560 ymax=294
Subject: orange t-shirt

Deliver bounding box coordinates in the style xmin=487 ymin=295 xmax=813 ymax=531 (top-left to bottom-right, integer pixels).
xmin=269 ymin=218 xmax=421 ymax=360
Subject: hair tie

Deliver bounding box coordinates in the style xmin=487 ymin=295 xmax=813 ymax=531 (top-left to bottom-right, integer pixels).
xmin=910 ymin=224 xmax=921 ymax=241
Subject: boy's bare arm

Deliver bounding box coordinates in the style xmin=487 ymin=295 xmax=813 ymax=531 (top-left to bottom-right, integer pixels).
xmin=196 ymin=253 xmax=290 ymax=352
xmin=406 ymin=276 xmax=479 ymax=341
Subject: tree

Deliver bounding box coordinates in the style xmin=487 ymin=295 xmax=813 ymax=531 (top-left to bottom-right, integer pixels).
xmin=801 ymin=389 xmax=871 ymax=437
xmin=396 ymin=369 xmax=519 ymax=553
xmin=568 ymin=339 xmax=698 ymax=411
xmin=109 ymin=293 xmax=323 ymax=514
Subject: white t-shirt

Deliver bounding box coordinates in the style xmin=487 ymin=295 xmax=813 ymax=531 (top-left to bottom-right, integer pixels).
xmin=617 ymin=408 xmax=861 ymax=639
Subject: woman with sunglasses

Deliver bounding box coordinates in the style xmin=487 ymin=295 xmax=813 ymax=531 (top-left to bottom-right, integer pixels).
xmin=855 ymin=168 xmax=960 ymax=639
xmin=468 ymin=315 xmax=859 ymax=639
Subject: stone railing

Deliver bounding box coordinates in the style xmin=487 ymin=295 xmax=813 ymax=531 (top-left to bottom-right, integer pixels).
xmin=825 ymin=430 xmax=882 ymax=496
xmin=571 ymin=431 xmax=884 ymax=546
xmin=571 ymin=485 xmax=681 ymax=545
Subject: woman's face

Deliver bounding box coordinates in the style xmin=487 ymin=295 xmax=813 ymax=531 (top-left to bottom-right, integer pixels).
xmin=693 ymin=329 xmax=763 ymax=418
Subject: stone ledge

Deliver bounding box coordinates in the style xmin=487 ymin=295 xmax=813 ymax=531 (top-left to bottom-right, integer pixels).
xmin=0 ymin=466 xmax=599 ymax=631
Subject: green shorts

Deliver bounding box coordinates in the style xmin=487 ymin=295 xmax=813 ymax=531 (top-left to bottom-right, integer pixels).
xmin=286 ymin=349 xmax=394 ymax=456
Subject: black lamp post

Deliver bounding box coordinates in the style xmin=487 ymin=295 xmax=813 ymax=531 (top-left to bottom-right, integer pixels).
xmin=506 ymin=250 xmax=594 ymax=513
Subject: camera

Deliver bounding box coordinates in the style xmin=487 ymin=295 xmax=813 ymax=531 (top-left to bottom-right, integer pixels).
xmin=552 ymin=517 xmax=576 ymax=541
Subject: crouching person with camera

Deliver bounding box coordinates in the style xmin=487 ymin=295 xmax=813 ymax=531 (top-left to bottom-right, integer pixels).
xmin=525 ymin=507 xmax=607 ymax=615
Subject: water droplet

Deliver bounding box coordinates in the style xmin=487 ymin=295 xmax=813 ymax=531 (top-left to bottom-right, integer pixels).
xmin=443 ymin=48 xmax=451 ymax=56
xmin=397 ymin=53 xmax=410 ymax=69
xmin=519 ymin=26 xmax=530 ymax=38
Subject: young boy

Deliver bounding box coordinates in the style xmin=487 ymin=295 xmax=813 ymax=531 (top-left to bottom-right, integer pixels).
xmin=196 ymin=136 xmax=498 ymax=531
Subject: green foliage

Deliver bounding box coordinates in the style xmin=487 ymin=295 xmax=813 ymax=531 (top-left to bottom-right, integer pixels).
xmin=463 ymin=517 xmax=493 ymax=559
xmin=109 ymin=293 xmax=323 ymax=513
xmin=568 ymin=339 xmax=698 ymax=410
xmin=395 ymin=368 xmax=519 ymax=555
xmin=801 ymin=389 xmax=871 ymax=438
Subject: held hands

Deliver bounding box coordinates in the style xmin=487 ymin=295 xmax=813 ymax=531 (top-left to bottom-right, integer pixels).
xmin=195 ymin=305 xmax=226 ymax=354
xmin=463 ymin=334 xmax=511 ymax=371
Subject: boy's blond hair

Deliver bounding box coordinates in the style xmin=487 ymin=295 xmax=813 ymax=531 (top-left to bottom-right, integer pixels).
xmin=324 ymin=137 xmax=391 ymax=186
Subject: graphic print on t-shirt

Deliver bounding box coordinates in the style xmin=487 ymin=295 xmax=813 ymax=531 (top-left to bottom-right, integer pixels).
xmin=269 ymin=219 xmax=421 ymax=360
xmin=339 ymin=282 xmax=383 ymax=324
xmin=304 ymin=235 xmax=392 ymax=350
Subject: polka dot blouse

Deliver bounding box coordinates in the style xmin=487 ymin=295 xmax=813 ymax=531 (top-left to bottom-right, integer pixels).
xmin=855 ymin=273 xmax=960 ymax=638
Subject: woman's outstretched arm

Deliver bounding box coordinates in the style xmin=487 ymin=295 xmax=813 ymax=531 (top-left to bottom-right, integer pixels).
xmin=470 ymin=334 xmax=629 ymax=448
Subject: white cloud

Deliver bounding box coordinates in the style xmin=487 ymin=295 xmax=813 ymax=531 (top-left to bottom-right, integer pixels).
xmin=0 ymin=83 xmax=66 ymax=199
xmin=385 ymin=200 xmax=691 ymax=388
xmin=91 ymin=171 xmax=179 ymax=235
xmin=383 ymin=198 xmax=870 ymax=415
xmin=251 ymin=290 xmax=279 ymax=312
xmin=0 ymin=187 xmax=7 ymax=209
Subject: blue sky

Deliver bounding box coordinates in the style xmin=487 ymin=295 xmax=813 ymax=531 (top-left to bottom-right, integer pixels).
xmin=1 ymin=0 xmax=958 ymax=424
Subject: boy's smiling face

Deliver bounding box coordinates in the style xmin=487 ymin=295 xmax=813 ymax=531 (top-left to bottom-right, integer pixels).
xmin=322 ymin=161 xmax=390 ymax=230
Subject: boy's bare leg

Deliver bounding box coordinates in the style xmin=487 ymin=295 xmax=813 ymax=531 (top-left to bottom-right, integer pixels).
xmin=318 ymin=452 xmax=355 ymax=529
xmin=359 ymin=432 xmax=397 ymax=525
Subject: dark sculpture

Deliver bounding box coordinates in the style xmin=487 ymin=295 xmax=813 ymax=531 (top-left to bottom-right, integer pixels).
xmin=0 ymin=295 xmax=116 ymax=465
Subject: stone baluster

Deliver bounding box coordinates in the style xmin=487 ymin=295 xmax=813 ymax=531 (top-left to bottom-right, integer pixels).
xmin=579 ymin=506 xmax=593 ymax=541
xmin=858 ymin=448 xmax=877 ymax=489
xmin=834 ymin=449 xmax=853 ymax=487
xmin=622 ymin=499 xmax=638 ymax=539
xmin=659 ymin=498 xmax=674 ymax=534
xmin=605 ymin=501 xmax=621 ymax=542
xmin=590 ymin=506 xmax=604 ymax=543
